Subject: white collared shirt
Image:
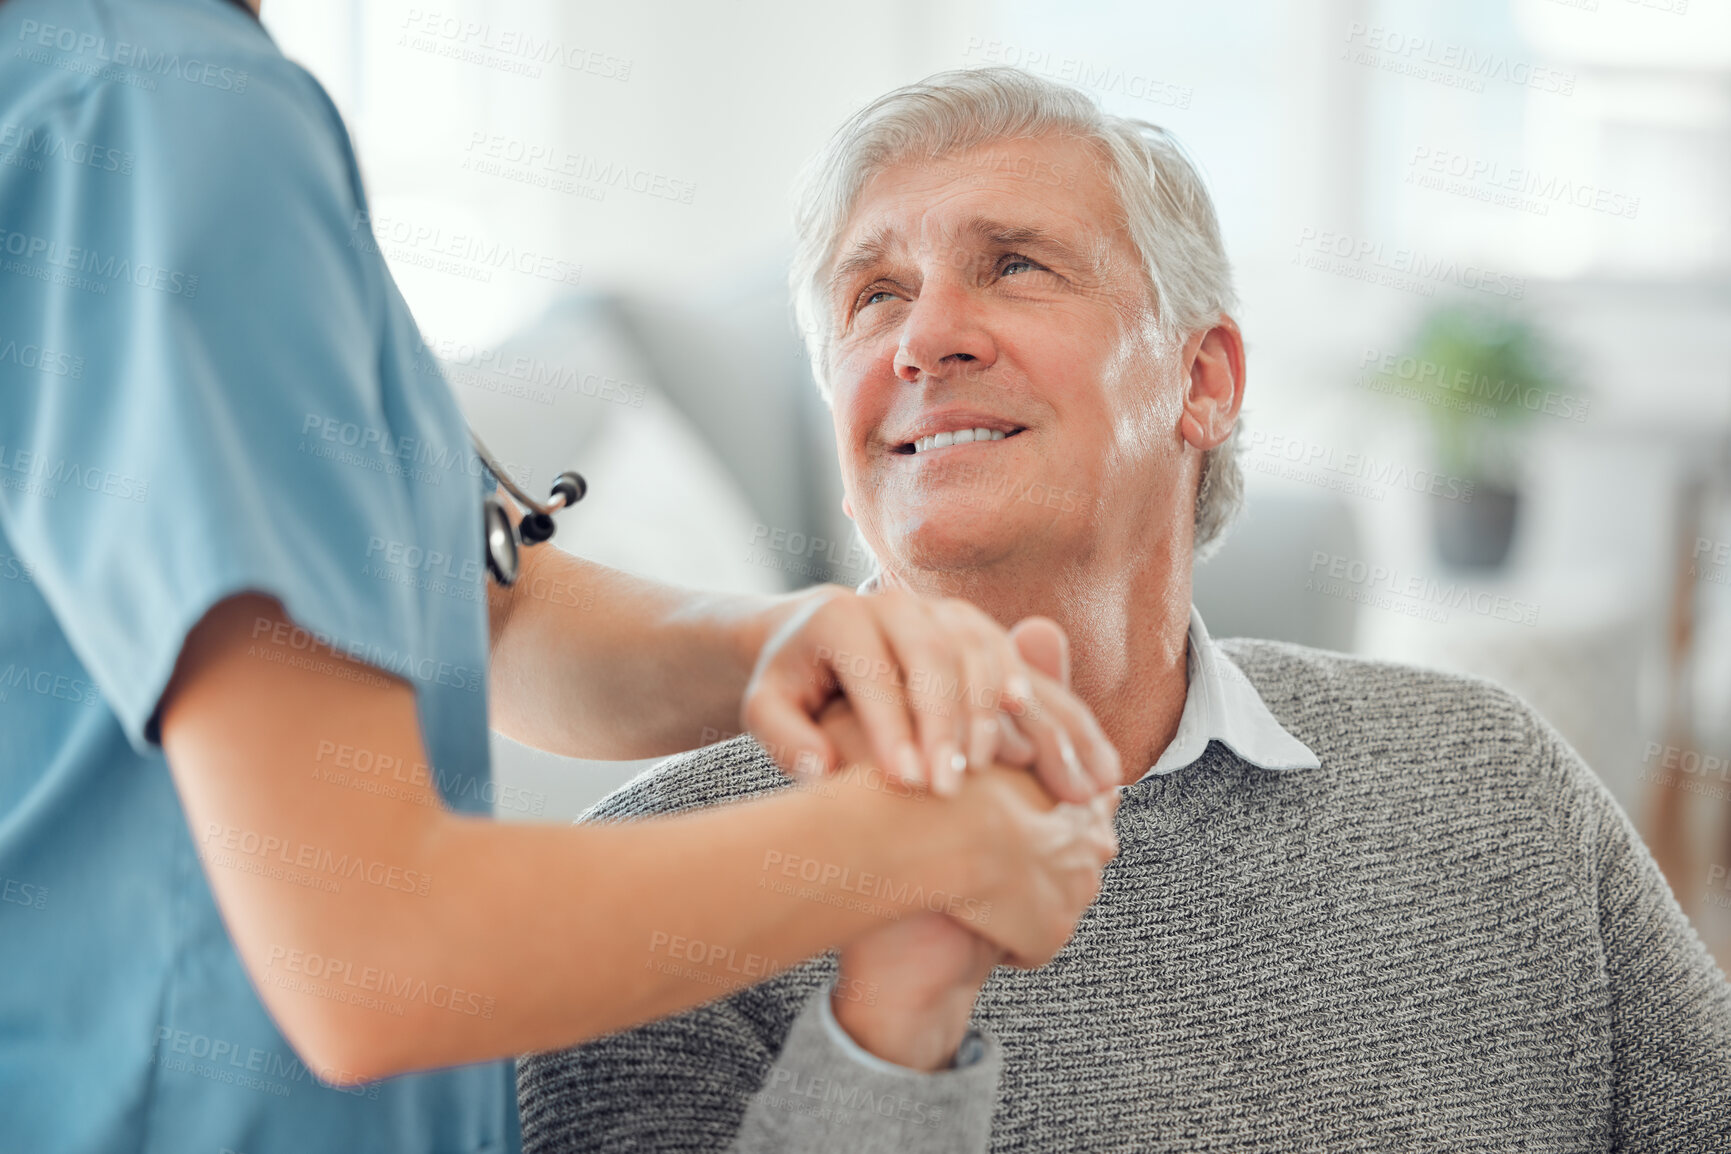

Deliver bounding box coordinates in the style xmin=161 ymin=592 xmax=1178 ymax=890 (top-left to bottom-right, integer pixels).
xmin=1142 ymin=605 xmax=1320 ymax=781
xmin=817 ymin=603 xmax=1319 ymax=1070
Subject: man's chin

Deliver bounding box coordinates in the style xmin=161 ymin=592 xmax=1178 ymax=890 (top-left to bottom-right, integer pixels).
xmin=878 ymin=511 xmax=1037 ymax=574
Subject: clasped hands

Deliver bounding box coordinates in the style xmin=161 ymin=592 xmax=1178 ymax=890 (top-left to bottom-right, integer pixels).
xmin=806 ymin=617 xmax=1121 ymax=1071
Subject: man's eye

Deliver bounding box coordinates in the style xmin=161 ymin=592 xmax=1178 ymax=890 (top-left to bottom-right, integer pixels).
xmin=859 ymin=288 xmax=897 ymax=310
xmin=1000 ymin=254 xmax=1040 ymax=277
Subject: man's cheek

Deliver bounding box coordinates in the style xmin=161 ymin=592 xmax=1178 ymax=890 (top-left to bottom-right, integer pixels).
xmin=834 ymin=406 xmax=886 ymax=494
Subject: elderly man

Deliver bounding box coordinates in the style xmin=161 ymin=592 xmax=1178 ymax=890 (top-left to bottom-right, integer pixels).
xmin=519 ymin=67 xmax=1731 ymax=1151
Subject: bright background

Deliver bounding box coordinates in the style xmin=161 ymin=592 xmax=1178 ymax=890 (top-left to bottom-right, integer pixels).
xmin=264 ymin=0 xmax=1731 ymax=956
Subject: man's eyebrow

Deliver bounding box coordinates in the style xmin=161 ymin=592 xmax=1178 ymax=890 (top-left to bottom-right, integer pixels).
xmin=828 ymin=227 xmax=898 ymax=297
xmin=963 ymin=217 xmax=1096 ymax=270
xmin=966 ymin=218 xmax=1056 ymax=249
xmin=826 ymin=216 xmax=1099 ymax=298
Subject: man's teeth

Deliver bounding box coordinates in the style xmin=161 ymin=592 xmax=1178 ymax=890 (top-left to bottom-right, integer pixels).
xmin=912 ymin=427 xmax=1009 ymax=454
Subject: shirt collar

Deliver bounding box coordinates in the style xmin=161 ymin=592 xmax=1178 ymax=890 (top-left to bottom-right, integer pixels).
xmin=1141 ymin=605 xmax=1321 ymax=781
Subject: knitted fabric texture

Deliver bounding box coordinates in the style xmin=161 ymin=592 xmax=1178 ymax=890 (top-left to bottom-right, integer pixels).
xmin=519 ymin=639 xmax=1731 ymax=1152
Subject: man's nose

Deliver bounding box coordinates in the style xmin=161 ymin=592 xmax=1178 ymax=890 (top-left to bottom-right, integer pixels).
xmin=892 ymin=281 xmax=997 ymax=384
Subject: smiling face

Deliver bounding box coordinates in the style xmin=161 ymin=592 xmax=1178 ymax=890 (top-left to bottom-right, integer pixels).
xmin=825 ymin=133 xmax=1201 ymax=588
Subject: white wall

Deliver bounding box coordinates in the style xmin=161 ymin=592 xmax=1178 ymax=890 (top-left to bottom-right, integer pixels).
xmin=263 ymin=0 xmax=1731 ymax=821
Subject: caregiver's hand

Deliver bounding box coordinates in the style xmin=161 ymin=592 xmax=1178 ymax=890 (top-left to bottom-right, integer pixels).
xmin=826 ymin=617 xmax=1119 ymax=1070
xmin=745 ymin=586 xmax=1121 ymax=802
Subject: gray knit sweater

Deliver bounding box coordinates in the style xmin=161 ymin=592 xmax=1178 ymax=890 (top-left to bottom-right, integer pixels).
xmin=519 ymin=639 xmax=1731 ymax=1152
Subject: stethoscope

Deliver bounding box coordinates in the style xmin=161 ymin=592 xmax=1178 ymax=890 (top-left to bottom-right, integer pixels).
xmin=470 ymin=430 xmax=586 ymax=587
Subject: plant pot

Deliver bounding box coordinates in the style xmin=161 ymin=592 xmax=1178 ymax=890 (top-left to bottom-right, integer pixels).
xmin=1431 ymin=482 xmax=1520 ymax=569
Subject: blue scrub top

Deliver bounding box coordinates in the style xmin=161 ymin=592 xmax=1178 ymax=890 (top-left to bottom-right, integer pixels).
xmin=0 ymin=0 xmax=520 ymax=1149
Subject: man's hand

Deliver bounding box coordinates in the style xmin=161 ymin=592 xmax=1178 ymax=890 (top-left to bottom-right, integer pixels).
xmin=826 ymin=618 xmax=1113 ymax=1069
xmin=744 ymin=586 xmax=1121 ymax=801
xmin=833 ymin=911 xmax=1003 ymax=1072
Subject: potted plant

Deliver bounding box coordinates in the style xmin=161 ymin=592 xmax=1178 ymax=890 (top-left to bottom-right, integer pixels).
xmin=1380 ymin=303 xmax=1568 ymax=569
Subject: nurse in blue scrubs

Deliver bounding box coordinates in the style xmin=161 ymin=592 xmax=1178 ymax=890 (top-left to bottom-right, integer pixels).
xmin=0 ymin=0 xmax=1124 ymax=1150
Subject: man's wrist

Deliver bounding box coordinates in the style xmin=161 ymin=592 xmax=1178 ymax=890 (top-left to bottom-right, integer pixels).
xmin=829 ymin=975 xmax=981 ymax=1072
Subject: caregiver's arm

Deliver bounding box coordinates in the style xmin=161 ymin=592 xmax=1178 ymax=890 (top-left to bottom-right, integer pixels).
xmin=160 ymin=594 xmax=1118 ymax=1086
xmin=485 ymin=527 xmax=1119 ymax=801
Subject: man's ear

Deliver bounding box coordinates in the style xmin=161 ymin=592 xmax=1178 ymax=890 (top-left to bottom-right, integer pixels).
xmin=842 ymin=495 xmax=854 ymax=520
xmin=1179 ymin=317 xmax=1246 ymax=451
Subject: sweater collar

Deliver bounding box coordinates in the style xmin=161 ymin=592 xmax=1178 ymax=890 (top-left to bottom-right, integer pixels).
xmin=1140 ymin=605 xmax=1321 ymax=781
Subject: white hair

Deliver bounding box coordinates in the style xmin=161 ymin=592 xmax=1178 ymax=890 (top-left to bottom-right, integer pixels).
xmin=789 ymin=66 xmax=1245 ymax=559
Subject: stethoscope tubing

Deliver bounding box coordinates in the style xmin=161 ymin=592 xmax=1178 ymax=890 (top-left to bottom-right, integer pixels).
xmin=470 ymin=428 xmax=586 ymax=586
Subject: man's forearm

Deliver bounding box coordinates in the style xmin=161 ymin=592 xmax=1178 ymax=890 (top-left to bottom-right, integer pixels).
xmin=488 ymin=540 xmax=808 ymax=759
